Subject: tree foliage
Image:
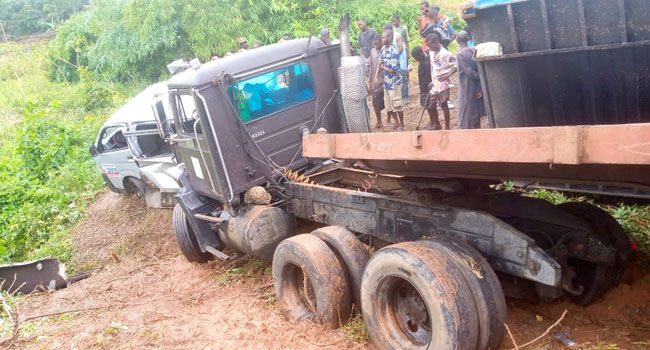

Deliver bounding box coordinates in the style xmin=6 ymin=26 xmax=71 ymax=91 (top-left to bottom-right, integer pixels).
xmin=47 ymin=0 xmax=464 ymax=82
xmin=0 ymin=0 xmax=87 ymax=39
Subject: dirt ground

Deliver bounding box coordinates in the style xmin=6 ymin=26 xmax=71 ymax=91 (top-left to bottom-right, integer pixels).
xmin=10 ymin=190 xmax=650 ymax=350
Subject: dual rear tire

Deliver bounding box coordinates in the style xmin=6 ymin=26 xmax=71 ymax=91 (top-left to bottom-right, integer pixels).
xmin=361 ymin=239 xmax=506 ymax=350
xmin=272 ymin=227 xmax=506 ymax=350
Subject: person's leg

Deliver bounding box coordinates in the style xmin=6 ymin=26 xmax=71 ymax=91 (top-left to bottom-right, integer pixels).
xmin=401 ymin=68 xmax=409 ymax=103
xmin=427 ymin=108 xmax=441 ymax=130
xmin=373 ymin=90 xmax=384 ymax=129
xmin=397 ymin=111 xmax=405 ymax=130
xmin=441 ymin=100 xmax=451 ymax=130
xmin=392 ymin=85 xmax=405 ymax=130
xmin=383 ymin=88 xmax=393 ymax=126
xmin=374 ymin=108 xmax=383 ymax=128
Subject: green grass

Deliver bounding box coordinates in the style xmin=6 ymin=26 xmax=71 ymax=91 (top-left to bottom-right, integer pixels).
xmin=341 ymin=313 xmax=370 ymax=343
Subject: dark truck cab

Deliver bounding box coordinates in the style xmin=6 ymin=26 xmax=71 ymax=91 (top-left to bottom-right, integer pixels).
xmin=166 ymin=39 xmax=343 ymax=209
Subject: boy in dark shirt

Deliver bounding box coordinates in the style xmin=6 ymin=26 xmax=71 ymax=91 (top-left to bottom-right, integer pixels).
xmin=411 ymin=46 xmax=444 ymax=130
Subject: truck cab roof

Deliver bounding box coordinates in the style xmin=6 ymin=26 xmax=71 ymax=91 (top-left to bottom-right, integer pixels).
xmin=167 ymin=38 xmax=327 ymax=89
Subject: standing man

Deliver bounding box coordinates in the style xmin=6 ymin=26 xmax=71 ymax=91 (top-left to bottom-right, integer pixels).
xmin=377 ymin=29 xmax=405 ymax=131
xmin=358 ymin=19 xmax=378 ymax=78
xmin=358 ymin=19 xmax=377 ymax=59
xmin=392 ymin=15 xmax=410 ymax=104
xmin=411 ymin=46 xmax=442 ymax=130
xmin=421 ymin=5 xmax=455 ymax=49
xmin=383 ymin=23 xmax=409 ymax=105
xmin=426 ymin=33 xmax=456 ymax=130
xmin=456 ymin=31 xmax=485 ymax=129
xmin=368 ymin=35 xmax=385 ymax=129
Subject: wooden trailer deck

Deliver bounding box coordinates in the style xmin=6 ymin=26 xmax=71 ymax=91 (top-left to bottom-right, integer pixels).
xmin=303 ymin=123 xmax=650 ymax=197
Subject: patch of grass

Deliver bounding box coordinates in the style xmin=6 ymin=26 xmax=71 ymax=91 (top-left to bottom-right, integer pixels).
xmin=605 ymin=203 xmax=650 ymax=269
xmin=341 ymin=314 xmax=369 ymax=343
xmin=213 ymin=257 xmax=272 ymax=286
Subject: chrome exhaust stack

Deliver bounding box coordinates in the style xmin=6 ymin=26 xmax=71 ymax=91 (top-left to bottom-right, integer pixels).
xmin=338 ymin=13 xmax=370 ymax=133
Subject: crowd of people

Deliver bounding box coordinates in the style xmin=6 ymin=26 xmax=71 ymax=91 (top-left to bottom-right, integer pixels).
xmin=363 ymin=2 xmax=485 ymax=131
xmin=217 ymin=2 xmax=485 ymax=131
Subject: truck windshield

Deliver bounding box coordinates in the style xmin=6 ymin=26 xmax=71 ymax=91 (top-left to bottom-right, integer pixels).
xmin=229 ymin=62 xmax=314 ymax=122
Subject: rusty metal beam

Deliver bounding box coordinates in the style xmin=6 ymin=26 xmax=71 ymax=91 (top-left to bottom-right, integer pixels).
xmin=303 ymin=124 xmax=650 ymax=166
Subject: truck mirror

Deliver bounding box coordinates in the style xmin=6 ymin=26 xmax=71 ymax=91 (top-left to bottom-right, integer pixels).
xmin=89 ymin=144 xmax=98 ymax=157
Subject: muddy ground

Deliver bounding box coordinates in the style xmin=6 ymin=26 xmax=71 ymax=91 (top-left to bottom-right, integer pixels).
xmin=12 ymin=188 xmax=650 ymax=350
xmin=11 ymin=79 xmax=650 ymax=349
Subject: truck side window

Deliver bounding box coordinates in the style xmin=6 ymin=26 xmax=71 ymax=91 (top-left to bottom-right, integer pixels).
xmin=172 ymin=93 xmax=201 ymax=135
xmin=98 ymin=126 xmax=128 ymax=153
xmin=229 ymin=62 xmax=314 ymax=122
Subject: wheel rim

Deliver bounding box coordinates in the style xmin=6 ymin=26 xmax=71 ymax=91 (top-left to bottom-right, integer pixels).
xmin=377 ymin=276 xmax=431 ymax=347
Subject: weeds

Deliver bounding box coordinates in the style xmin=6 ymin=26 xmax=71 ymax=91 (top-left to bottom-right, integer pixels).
xmin=341 ymin=313 xmax=369 ymax=343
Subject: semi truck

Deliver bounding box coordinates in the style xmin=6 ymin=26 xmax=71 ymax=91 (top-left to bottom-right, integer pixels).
xmin=156 ymin=5 xmax=649 ymax=350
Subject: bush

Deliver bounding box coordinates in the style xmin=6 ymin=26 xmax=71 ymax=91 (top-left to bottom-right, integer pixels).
xmin=0 ymin=101 xmax=103 ymax=262
xmin=78 ymin=67 xmax=114 ymax=111
xmin=46 ymin=11 xmax=93 ymax=82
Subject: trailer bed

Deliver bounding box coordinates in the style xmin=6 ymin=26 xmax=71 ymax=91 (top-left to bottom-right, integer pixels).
xmin=303 ymin=124 xmax=650 ymax=198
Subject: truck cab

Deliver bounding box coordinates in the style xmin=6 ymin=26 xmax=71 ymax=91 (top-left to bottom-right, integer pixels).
xmin=165 ymin=38 xmax=343 ymax=210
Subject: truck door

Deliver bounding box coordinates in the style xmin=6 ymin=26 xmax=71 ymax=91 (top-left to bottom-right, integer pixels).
xmin=170 ymin=92 xmax=221 ymax=198
xmin=91 ymin=125 xmax=141 ymax=190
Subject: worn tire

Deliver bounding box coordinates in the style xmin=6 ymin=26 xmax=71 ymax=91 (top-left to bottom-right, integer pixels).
xmin=124 ymin=177 xmax=145 ymax=197
xmin=569 ymin=259 xmax=613 ymax=306
xmin=310 ymin=226 xmax=369 ymax=312
xmin=272 ymin=234 xmax=352 ymax=328
xmin=418 ymin=238 xmax=506 ymax=350
xmin=173 ymin=204 xmax=213 ymax=263
xmin=559 ymin=202 xmax=632 ymax=282
xmin=361 ymin=242 xmax=479 ymax=350
xmin=559 ymin=202 xmax=631 ymax=305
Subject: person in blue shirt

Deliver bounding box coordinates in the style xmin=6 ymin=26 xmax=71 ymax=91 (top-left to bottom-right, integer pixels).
xmin=377 ymin=29 xmax=405 ymax=131
xmin=383 ymin=23 xmax=409 ymax=106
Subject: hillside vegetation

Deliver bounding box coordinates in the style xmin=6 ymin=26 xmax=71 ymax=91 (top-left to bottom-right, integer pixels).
xmin=0 ymin=41 xmax=140 ymax=263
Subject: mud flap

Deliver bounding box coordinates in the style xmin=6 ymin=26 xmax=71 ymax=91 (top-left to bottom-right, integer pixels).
xmin=0 ymin=258 xmax=68 ymax=294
